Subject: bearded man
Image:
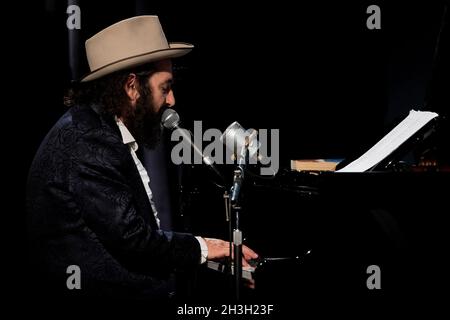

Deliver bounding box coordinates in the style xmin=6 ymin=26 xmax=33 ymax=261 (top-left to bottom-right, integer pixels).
xmin=26 ymin=15 xmax=257 ymax=301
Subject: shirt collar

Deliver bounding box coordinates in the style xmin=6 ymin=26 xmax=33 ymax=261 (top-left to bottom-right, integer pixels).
xmin=115 ymin=117 xmax=138 ymax=152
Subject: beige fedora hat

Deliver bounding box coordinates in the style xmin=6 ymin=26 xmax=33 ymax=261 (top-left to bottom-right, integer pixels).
xmin=81 ymin=15 xmax=193 ymax=82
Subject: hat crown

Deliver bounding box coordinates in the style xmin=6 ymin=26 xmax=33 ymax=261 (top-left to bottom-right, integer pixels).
xmin=85 ymin=15 xmax=169 ymax=72
xmin=81 ymin=15 xmax=193 ymax=82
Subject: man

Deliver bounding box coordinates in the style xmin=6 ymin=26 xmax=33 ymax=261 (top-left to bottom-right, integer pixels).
xmin=26 ymin=15 xmax=257 ymax=300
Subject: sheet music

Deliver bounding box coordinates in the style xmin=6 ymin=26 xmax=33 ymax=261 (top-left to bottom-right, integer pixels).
xmin=337 ymin=110 xmax=438 ymax=173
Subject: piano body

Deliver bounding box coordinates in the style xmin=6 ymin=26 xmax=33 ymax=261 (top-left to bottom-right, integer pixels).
xmin=172 ymin=110 xmax=449 ymax=311
xmin=179 ymin=165 xmax=449 ymax=303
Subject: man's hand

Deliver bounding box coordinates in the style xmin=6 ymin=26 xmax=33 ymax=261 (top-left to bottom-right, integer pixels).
xmin=203 ymin=237 xmax=258 ymax=268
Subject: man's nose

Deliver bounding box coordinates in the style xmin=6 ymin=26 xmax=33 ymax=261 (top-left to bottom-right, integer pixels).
xmin=165 ymin=90 xmax=175 ymax=107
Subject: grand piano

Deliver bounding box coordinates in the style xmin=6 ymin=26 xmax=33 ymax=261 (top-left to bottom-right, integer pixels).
xmin=171 ymin=113 xmax=448 ymax=317
xmin=176 ymin=158 xmax=449 ymax=309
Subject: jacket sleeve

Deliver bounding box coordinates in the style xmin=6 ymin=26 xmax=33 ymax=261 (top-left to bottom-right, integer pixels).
xmin=70 ymin=127 xmax=200 ymax=274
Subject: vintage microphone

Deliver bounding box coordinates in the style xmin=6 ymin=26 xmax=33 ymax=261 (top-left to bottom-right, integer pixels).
xmin=219 ymin=121 xmax=260 ymax=300
xmin=161 ymin=108 xmax=225 ymax=185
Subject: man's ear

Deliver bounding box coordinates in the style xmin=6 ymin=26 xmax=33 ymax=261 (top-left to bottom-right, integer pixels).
xmin=124 ymin=73 xmax=139 ymax=102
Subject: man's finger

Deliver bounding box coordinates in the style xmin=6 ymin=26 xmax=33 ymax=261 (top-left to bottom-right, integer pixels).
xmin=242 ymin=245 xmax=258 ymax=259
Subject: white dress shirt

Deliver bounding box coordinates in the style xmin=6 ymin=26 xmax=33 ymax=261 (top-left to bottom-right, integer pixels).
xmin=115 ymin=118 xmax=208 ymax=263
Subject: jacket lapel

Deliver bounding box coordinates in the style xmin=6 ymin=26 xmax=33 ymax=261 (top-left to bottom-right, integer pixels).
xmin=92 ymin=104 xmax=159 ymax=230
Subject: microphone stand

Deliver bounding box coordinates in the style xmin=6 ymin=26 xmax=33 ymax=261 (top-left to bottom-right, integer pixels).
xmin=229 ymin=145 xmax=247 ymax=301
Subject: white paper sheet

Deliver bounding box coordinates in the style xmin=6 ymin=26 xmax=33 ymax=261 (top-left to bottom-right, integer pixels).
xmin=337 ymin=110 xmax=438 ymax=172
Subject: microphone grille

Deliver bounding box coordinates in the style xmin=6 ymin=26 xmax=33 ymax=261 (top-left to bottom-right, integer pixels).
xmin=161 ymin=109 xmax=180 ymax=130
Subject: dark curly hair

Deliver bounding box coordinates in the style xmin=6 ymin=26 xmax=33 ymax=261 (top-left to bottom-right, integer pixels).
xmin=64 ymin=64 xmax=156 ymax=118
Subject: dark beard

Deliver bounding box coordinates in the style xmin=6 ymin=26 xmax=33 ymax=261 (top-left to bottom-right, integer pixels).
xmin=125 ymin=92 xmax=167 ymax=149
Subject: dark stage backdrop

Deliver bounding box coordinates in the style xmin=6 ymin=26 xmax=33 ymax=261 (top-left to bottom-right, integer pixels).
xmin=24 ymin=1 xmax=446 ymax=164
xmin=13 ymin=0 xmax=448 ymax=310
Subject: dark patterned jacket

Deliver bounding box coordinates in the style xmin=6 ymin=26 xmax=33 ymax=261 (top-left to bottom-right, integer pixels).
xmin=26 ymin=103 xmax=200 ymax=300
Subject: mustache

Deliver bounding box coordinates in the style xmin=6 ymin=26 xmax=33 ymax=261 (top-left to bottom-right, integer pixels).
xmin=157 ymin=104 xmax=170 ymax=119
xmin=131 ymin=101 xmax=171 ymax=149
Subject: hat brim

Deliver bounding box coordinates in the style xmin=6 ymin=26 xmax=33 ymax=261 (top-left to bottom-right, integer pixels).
xmin=81 ymin=42 xmax=193 ymax=82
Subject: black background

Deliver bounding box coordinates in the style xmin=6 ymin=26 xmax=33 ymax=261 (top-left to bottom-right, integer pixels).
xmin=7 ymin=0 xmax=449 ymax=316
xmin=21 ymin=1 xmax=447 ymax=164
